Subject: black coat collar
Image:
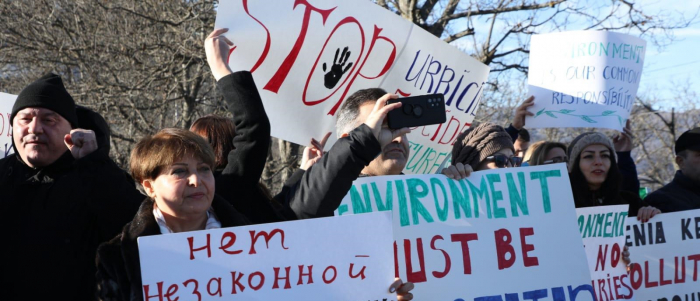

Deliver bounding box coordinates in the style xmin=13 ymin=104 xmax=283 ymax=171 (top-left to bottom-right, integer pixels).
xmin=674 ymin=170 xmax=700 ymax=194
xmin=11 ymin=151 xmax=75 ymax=184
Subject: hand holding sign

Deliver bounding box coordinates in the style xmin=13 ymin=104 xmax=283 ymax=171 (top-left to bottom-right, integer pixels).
xmin=636 ymin=205 xmax=661 ymax=223
xmin=441 ymin=161 xmax=473 ymax=180
xmin=389 ymin=278 xmax=415 ymax=301
xmin=512 ymin=96 xmax=535 ymax=130
xmin=205 ymin=28 xmax=235 ymax=81
xmin=612 ymin=119 xmax=634 ymax=152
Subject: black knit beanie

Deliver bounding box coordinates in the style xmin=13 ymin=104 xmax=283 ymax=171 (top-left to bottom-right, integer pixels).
xmin=11 ymin=73 xmax=78 ymax=128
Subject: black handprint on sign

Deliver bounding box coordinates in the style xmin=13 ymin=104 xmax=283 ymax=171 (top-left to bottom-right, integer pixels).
xmin=322 ymin=46 xmax=353 ymax=89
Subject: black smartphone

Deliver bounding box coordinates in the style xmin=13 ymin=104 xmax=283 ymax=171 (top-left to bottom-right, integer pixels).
xmin=387 ymin=94 xmax=446 ymax=129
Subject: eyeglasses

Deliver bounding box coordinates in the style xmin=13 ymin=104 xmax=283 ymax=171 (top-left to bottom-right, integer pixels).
xmin=543 ymin=156 xmax=569 ymax=165
xmin=483 ymin=154 xmax=520 ymax=168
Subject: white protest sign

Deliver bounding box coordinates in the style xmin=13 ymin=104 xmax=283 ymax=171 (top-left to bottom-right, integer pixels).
xmin=138 ymin=212 xmax=395 ymax=301
xmin=576 ymin=205 xmax=635 ymax=301
xmin=625 ymin=209 xmax=700 ymax=301
xmin=527 ymin=31 xmax=646 ymax=131
xmin=336 ymin=164 xmax=595 ymax=301
xmin=0 ymin=92 xmax=16 ymax=158
xmin=215 ymin=0 xmax=490 ymax=174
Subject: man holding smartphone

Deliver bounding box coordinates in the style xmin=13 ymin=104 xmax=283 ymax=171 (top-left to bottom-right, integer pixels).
xmin=285 ymin=88 xmax=411 ymax=219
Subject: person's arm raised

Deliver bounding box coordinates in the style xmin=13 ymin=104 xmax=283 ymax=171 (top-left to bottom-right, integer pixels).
xmin=288 ymin=94 xmax=409 ymax=219
xmin=205 ymin=28 xmax=234 ymax=81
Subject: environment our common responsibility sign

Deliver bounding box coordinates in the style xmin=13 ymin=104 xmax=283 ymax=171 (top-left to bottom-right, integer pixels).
xmin=215 ymin=0 xmax=490 ymax=174
xmin=527 ymin=31 xmax=646 ymax=131
xmin=138 ymin=212 xmax=396 ymax=301
xmin=336 ymin=163 xmax=595 ymax=301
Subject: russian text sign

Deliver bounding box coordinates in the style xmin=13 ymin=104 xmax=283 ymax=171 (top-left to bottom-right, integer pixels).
xmin=336 ymin=164 xmax=594 ymax=301
xmin=577 ymin=205 xmax=634 ymax=301
xmin=138 ymin=212 xmax=394 ymax=301
xmin=215 ymin=0 xmax=490 ymax=174
xmin=527 ymin=31 xmax=646 ymax=131
xmin=625 ymin=209 xmax=700 ymax=301
xmin=0 ymin=93 xmax=16 ymax=158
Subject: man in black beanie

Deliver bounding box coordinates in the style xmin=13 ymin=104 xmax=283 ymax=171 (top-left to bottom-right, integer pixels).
xmin=645 ymin=127 xmax=700 ymax=212
xmin=0 ymin=73 xmax=143 ymax=300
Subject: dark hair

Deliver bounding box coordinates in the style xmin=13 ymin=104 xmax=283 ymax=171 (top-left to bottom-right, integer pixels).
xmin=517 ymin=128 xmax=530 ymax=142
xmin=569 ymin=147 xmax=622 ymax=207
xmin=335 ymin=88 xmax=387 ymax=136
xmin=190 ymin=115 xmax=236 ymax=170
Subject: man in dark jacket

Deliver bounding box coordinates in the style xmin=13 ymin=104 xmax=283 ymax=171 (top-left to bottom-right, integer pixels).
xmin=645 ymin=127 xmax=700 ymax=212
xmin=288 ymin=88 xmax=410 ymax=218
xmin=0 ymin=73 xmax=143 ymax=300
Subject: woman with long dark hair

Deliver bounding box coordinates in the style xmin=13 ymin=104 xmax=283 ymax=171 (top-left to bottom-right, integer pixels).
xmin=567 ymin=132 xmax=660 ymax=267
xmin=566 ymin=132 xmax=659 ymax=217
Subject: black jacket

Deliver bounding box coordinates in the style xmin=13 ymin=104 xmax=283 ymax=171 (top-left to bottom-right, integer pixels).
xmin=96 ymin=196 xmax=250 ymax=301
xmin=616 ymin=151 xmax=641 ymax=195
xmin=213 ymin=72 xmax=295 ymax=223
xmin=645 ymin=171 xmax=700 ymax=213
xmin=0 ymin=106 xmax=143 ymax=300
xmin=573 ymin=190 xmax=647 ymax=217
xmin=284 ymin=124 xmax=381 ymax=219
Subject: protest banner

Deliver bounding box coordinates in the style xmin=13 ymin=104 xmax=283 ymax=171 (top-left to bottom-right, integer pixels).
xmin=625 ymin=209 xmax=700 ymax=301
xmin=577 ymin=205 xmax=634 ymax=301
xmin=138 ymin=212 xmax=395 ymax=301
xmin=215 ymin=0 xmax=490 ymax=174
xmin=336 ymin=164 xmax=595 ymax=301
xmin=0 ymin=92 xmax=16 ymax=158
xmin=527 ymin=31 xmax=646 ymax=131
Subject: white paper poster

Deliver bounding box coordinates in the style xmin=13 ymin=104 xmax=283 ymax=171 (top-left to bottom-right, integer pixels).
xmin=577 ymin=205 xmax=635 ymax=301
xmin=215 ymin=0 xmax=490 ymax=174
xmin=625 ymin=209 xmax=700 ymax=301
xmin=138 ymin=212 xmax=395 ymax=301
xmin=527 ymin=31 xmax=646 ymax=131
xmin=336 ymin=164 xmax=595 ymax=301
xmin=0 ymin=92 xmax=16 ymax=158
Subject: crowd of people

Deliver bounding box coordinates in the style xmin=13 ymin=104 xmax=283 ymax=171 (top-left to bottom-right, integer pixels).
xmin=0 ymin=27 xmax=698 ymax=301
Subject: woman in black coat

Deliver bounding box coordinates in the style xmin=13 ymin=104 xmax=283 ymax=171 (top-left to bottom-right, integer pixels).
xmin=567 ymin=132 xmax=660 ymax=267
xmin=96 ymin=128 xmax=250 ymax=301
